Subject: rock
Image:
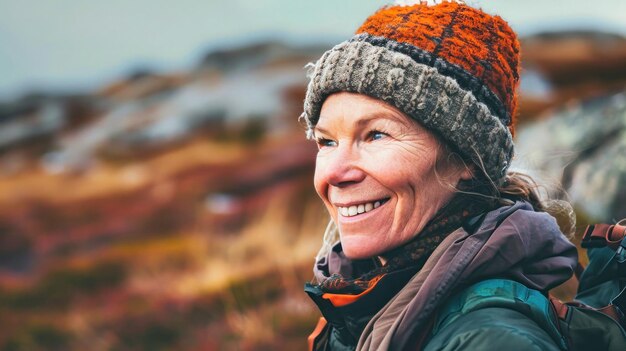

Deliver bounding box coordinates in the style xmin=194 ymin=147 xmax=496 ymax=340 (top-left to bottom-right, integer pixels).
xmin=513 ymin=89 xmax=626 ymax=222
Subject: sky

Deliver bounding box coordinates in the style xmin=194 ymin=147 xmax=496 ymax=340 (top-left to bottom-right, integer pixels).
xmin=1 ymin=0 xmax=625 ymax=100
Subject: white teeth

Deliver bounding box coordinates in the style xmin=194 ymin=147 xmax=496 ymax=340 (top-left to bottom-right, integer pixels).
xmin=340 ymin=207 xmax=349 ymax=216
xmin=338 ymin=200 xmax=385 ymax=217
xmin=348 ymin=206 xmax=358 ymax=216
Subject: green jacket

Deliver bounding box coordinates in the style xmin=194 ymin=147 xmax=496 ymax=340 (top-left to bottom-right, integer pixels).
xmin=426 ymin=279 xmax=565 ymax=351
xmin=306 ymin=202 xmax=580 ymax=350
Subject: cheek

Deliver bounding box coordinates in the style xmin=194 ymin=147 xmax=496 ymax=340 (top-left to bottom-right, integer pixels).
xmin=313 ymin=159 xmax=331 ymax=203
xmin=364 ymin=147 xmax=436 ymax=189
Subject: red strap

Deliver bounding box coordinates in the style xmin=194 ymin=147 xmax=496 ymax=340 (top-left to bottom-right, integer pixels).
xmin=581 ymin=223 xmax=626 ymax=249
xmin=550 ymin=295 xmax=625 ymax=328
xmin=609 ymin=224 xmax=626 ymax=243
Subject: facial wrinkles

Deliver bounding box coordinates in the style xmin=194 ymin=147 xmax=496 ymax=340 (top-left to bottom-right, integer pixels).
xmin=320 ymin=108 xmax=432 ymax=202
xmin=390 ymin=146 xmax=439 ymax=241
xmin=365 ymin=129 xmax=438 ymax=239
xmin=314 ymin=92 xmax=463 ymax=259
xmin=396 ymin=129 xmax=453 ymax=242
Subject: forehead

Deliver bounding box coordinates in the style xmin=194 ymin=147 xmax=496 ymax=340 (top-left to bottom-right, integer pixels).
xmin=316 ymin=92 xmax=414 ymax=130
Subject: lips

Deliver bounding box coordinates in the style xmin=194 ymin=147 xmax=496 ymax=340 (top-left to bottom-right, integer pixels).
xmin=337 ymin=198 xmax=389 ymax=217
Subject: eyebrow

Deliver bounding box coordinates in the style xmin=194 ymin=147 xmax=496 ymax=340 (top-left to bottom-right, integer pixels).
xmin=312 ymin=125 xmax=330 ymax=136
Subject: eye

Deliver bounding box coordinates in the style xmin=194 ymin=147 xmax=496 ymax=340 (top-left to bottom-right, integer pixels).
xmin=316 ymin=137 xmax=337 ymax=148
xmin=367 ymin=130 xmax=388 ymax=141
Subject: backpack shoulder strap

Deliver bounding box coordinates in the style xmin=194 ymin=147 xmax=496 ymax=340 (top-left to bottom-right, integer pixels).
xmin=430 ymin=222 xmax=626 ymax=351
xmin=433 ymin=279 xmax=626 ymax=351
xmin=433 ymin=278 xmax=568 ymax=350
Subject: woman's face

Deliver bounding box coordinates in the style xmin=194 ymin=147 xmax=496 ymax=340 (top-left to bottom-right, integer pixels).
xmin=313 ymin=92 xmax=470 ymax=259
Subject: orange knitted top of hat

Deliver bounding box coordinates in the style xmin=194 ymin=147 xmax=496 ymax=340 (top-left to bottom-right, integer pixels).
xmin=356 ymin=1 xmax=520 ymax=131
xmin=302 ymin=1 xmax=520 ymax=181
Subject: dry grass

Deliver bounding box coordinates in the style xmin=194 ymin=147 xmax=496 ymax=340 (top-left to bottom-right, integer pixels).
xmin=0 ymin=139 xmax=248 ymax=205
xmin=0 ymin=169 xmax=328 ymax=350
xmin=162 ymin=195 xmax=326 ymax=298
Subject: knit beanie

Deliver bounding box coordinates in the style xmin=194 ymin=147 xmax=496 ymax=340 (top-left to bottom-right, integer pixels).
xmin=301 ymin=0 xmax=520 ymax=183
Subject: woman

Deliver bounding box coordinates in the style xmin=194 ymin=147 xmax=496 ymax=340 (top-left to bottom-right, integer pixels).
xmin=301 ymin=1 xmax=579 ymax=350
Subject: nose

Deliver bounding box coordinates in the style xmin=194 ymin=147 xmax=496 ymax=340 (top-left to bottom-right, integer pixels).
xmin=317 ymin=142 xmax=366 ymax=187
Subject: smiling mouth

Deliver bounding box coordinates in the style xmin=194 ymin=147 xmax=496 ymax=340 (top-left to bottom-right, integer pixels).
xmin=338 ymin=198 xmax=389 ymax=217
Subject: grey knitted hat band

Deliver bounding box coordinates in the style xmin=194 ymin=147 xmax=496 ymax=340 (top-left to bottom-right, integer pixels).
xmin=302 ymin=36 xmax=514 ymax=182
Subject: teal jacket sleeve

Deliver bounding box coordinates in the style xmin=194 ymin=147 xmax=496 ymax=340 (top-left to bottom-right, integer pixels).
xmin=424 ymin=307 xmax=561 ymax=351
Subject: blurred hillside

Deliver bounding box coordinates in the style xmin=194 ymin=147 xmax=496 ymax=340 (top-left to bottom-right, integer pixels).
xmin=519 ymin=31 xmax=626 ymax=118
xmin=0 ymin=30 xmax=625 ymax=350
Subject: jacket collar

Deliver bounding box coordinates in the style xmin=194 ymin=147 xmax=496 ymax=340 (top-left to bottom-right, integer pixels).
xmin=307 ymin=201 xmax=579 ymax=350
